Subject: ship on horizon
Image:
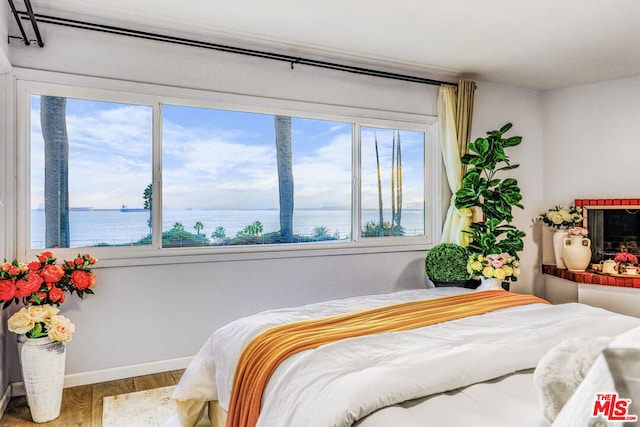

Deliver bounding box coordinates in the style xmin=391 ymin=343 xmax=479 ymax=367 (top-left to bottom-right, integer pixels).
xmin=120 ymin=204 xmax=147 ymax=212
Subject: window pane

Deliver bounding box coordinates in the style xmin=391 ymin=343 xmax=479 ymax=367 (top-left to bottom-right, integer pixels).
xmin=360 ymin=127 xmax=425 ymax=237
xmin=30 ymin=96 xmax=153 ymax=249
xmin=161 ymin=105 xmax=352 ymax=247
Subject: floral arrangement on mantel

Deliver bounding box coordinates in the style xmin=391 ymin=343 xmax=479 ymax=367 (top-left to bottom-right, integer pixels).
xmin=0 ymin=251 xmax=97 ymax=343
xmin=614 ymin=252 xmax=638 ymax=266
xmin=538 ymin=205 xmax=583 ymax=229
xmin=467 ymin=252 xmax=520 ymax=281
xmin=567 ymin=226 xmax=588 ymax=237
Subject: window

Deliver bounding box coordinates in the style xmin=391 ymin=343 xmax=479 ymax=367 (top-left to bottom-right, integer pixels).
xmin=20 ymin=79 xmax=436 ymax=261
xmin=161 ymin=105 xmax=352 ymax=247
xmin=30 ymin=95 xmax=152 ymax=250
xmin=360 ymin=127 xmax=425 ymax=238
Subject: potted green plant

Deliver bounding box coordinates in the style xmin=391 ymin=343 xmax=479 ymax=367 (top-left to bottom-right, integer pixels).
xmin=425 ymin=243 xmax=478 ymax=288
xmin=454 ymin=123 xmax=526 ymax=290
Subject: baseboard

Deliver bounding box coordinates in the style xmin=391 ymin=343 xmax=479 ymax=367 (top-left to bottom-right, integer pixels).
xmin=11 ymin=355 xmax=192 ymax=397
xmin=0 ymin=384 xmax=11 ymax=420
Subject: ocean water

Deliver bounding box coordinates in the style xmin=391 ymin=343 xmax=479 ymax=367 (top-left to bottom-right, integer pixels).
xmin=30 ymin=209 xmax=424 ymax=249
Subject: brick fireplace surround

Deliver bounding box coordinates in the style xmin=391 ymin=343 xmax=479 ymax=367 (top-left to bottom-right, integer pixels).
xmin=542 ymin=264 xmax=640 ymax=288
xmin=546 ymin=197 xmax=640 ymax=288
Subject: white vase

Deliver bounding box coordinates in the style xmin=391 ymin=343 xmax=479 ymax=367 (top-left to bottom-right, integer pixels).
xmin=476 ymin=277 xmax=503 ymax=290
xmin=553 ymin=229 xmax=569 ymax=268
xmin=17 ymin=335 xmax=66 ymax=423
xmin=562 ymin=235 xmax=592 ymax=272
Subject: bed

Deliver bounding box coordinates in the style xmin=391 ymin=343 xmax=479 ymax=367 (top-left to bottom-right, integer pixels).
xmin=166 ymin=287 xmax=640 ymax=427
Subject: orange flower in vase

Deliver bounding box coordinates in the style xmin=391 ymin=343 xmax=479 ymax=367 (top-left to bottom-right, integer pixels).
xmin=1 ymin=251 xmax=98 ymax=342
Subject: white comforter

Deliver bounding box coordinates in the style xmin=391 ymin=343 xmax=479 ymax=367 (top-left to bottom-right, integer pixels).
xmin=171 ymin=288 xmax=640 ymax=426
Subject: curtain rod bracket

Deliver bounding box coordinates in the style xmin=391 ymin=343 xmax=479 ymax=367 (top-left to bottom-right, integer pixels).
xmin=7 ymin=0 xmax=45 ymax=47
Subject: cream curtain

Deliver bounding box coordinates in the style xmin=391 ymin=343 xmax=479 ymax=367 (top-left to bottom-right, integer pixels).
xmin=438 ymin=80 xmax=476 ymax=245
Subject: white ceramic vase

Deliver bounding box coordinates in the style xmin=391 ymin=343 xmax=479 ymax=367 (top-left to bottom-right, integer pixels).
xmin=562 ymin=235 xmax=592 ymax=272
xmin=17 ymin=335 xmax=66 ymax=423
xmin=553 ymin=229 xmax=569 ymax=268
xmin=476 ymin=277 xmax=503 ymax=290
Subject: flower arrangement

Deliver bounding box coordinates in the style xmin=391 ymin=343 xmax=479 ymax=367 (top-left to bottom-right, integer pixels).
xmin=0 ymin=251 xmax=97 ymax=343
xmin=567 ymin=226 xmax=588 ymax=237
xmin=467 ymin=252 xmax=520 ymax=281
xmin=539 ymin=205 xmax=583 ymax=229
xmin=614 ymin=252 xmax=638 ymax=266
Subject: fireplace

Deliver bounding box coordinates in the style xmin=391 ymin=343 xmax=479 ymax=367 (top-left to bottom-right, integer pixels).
xmin=578 ymin=199 xmax=640 ymax=263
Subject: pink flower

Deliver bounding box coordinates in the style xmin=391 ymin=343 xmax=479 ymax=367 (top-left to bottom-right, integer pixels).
xmin=568 ymin=227 xmax=588 ymax=236
xmin=614 ymin=252 xmax=638 ymax=264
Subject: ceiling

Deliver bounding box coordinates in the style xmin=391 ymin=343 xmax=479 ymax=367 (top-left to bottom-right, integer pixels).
xmin=22 ymin=0 xmax=640 ymax=90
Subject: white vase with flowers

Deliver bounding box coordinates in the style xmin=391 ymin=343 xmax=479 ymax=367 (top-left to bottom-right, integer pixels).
xmin=467 ymin=253 xmax=520 ymax=290
xmin=538 ymin=205 xmax=583 ymax=269
xmin=562 ymin=227 xmax=591 ymax=272
xmin=1 ymin=251 xmax=97 ymax=423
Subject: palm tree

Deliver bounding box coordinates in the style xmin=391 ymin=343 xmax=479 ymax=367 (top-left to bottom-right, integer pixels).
xmin=274 ymin=115 xmax=293 ymax=242
xmin=374 ymin=131 xmax=384 ymax=236
xmin=391 ymin=131 xmax=403 ymax=235
xmin=194 ymin=221 xmax=204 ymax=235
xmin=41 ymin=96 xmax=70 ymax=248
xmin=143 ymin=183 xmax=153 ymax=231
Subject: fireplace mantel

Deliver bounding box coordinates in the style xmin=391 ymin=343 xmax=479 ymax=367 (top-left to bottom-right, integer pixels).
xmin=542 ymin=264 xmax=640 ymax=288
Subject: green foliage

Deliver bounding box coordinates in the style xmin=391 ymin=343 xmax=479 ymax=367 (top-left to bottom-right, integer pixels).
xmin=194 ymin=221 xmax=204 ymax=235
xmin=361 ymin=221 xmax=405 ymax=237
xmin=236 ymin=221 xmax=264 ymax=237
xmin=312 ymin=226 xmax=330 ymax=238
xmin=212 ymin=226 xmax=226 ymax=240
xmin=424 ymin=243 xmax=470 ymax=281
xmin=454 ymin=123 xmax=525 ymax=257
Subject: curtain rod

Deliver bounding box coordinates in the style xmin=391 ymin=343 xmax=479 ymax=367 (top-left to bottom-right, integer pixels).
xmin=15 ymin=11 xmax=452 ymax=87
xmin=9 ymin=0 xmax=44 ymax=47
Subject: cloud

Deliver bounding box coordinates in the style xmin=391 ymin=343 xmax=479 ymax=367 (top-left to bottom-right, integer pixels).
xmin=29 ymin=100 xmax=425 ymax=216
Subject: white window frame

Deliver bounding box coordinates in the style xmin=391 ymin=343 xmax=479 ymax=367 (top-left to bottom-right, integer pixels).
xmin=14 ymin=69 xmax=442 ymax=267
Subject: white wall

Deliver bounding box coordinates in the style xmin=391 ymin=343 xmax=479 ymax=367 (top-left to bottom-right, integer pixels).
xmin=541 ymin=76 xmax=640 ymax=267
xmin=3 ymin=22 xmax=546 ymax=384
xmin=471 ymin=83 xmax=544 ymax=296
xmin=543 ymin=76 xmax=640 ymax=202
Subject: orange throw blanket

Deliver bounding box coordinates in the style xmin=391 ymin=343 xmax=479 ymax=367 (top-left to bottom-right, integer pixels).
xmin=227 ymin=290 xmax=548 ymax=427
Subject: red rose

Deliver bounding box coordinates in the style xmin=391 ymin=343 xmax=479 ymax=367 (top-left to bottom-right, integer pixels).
xmin=28 ymin=291 xmax=47 ymax=304
xmin=15 ymin=273 xmax=43 ymax=297
xmin=48 ymin=286 xmax=65 ymax=303
xmin=75 ymin=257 xmax=83 ymax=266
xmin=8 ymin=267 xmax=19 ymax=276
xmin=0 ymin=279 xmax=16 ymax=301
xmin=71 ymin=270 xmax=96 ymax=291
xmin=27 ymin=272 xmax=44 ymax=290
xmin=28 ymin=261 xmax=41 ymax=271
xmin=41 ymin=264 xmax=64 ymax=283
xmin=38 ymin=251 xmax=53 ymax=262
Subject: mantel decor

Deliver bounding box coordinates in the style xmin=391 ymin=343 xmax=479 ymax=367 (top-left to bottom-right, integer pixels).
xmin=538 ymin=205 xmax=583 ymax=269
xmin=575 ymin=198 xmax=640 ymax=264
xmin=1 ymin=251 xmax=97 ymax=423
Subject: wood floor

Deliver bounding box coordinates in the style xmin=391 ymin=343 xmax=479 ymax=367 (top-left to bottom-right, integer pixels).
xmin=0 ymin=369 xmax=185 ymax=426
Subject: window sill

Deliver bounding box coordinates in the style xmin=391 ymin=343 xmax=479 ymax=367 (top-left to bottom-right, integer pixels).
xmin=65 ymin=240 xmax=431 ymax=269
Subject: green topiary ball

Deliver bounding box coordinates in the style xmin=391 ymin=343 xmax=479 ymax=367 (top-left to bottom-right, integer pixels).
xmin=424 ymin=243 xmax=470 ymax=281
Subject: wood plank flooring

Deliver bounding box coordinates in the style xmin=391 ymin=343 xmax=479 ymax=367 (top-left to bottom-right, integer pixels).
xmin=0 ymin=369 xmax=185 ymax=426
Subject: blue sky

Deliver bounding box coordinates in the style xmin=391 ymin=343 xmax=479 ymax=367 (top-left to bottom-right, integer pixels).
xmin=31 ymin=96 xmax=424 ymax=211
